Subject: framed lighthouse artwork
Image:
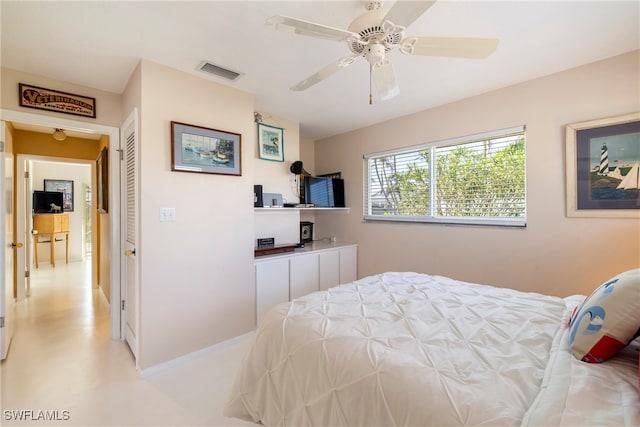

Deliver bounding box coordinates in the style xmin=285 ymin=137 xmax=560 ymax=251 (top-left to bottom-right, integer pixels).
xmin=565 ymin=112 xmax=640 ymax=218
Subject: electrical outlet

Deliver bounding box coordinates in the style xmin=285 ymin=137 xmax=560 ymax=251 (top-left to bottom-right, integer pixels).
xmin=159 ymin=207 xmax=176 ymax=222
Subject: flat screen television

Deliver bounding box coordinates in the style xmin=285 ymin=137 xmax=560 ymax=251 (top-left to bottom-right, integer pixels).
xmin=33 ymin=191 xmax=64 ymax=213
xmin=303 ymin=176 xmax=345 ymax=208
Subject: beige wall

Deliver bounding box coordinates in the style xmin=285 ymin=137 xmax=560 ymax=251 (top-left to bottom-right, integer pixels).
xmin=13 ymin=130 xmax=100 ymax=160
xmin=299 ymin=137 xmax=316 ymax=176
xmin=134 ymin=60 xmax=256 ymax=369
xmin=314 ymin=50 xmax=640 ymax=297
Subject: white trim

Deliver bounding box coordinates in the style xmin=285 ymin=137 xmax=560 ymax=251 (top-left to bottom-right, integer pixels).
xmin=363 ymin=215 xmax=526 ymax=227
xmin=0 ymin=109 xmax=122 ymax=340
xmin=139 ymin=332 xmax=255 ymax=378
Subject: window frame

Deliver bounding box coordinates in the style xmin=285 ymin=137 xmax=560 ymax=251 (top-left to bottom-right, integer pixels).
xmin=363 ymin=125 xmax=527 ymax=227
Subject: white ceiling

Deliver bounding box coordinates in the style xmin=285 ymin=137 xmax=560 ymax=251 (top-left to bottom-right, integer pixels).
xmin=1 ymin=1 xmax=638 ymax=140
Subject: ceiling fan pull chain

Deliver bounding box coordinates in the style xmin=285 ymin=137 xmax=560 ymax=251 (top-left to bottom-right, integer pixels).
xmin=369 ymin=63 xmax=373 ymax=105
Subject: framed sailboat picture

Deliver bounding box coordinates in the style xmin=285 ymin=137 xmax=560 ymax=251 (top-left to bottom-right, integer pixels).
xmin=566 ymin=112 xmax=640 ymax=218
xmin=171 ymin=121 xmax=241 ymax=176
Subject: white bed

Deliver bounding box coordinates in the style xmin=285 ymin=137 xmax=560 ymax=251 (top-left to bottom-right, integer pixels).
xmin=224 ymin=272 xmax=640 ymax=426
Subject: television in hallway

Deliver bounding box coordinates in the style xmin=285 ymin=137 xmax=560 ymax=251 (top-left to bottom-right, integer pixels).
xmin=33 ymin=191 xmax=64 ymax=213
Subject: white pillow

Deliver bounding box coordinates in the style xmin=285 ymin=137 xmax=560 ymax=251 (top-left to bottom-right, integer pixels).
xmin=568 ymin=268 xmax=640 ymax=363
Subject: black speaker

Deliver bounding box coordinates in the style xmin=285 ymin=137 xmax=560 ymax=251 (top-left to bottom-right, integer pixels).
xmin=332 ymin=178 xmax=345 ymax=208
xmin=300 ymin=221 xmax=314 ymax=243
xmin=290 ymin=161 xmax=303 ymax=174
xmin=254 ymin=185 xmax=263 ymax=207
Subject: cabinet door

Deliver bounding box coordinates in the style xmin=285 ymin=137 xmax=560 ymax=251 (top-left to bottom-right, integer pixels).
xmin=255 ymin=259 xmax=289 ymax=325
xmin=319 ymin=250 xmax=340 ymax=291
xmin=57 ymin=214 xmax=69 ymax=232
xmin=339 ymin=246 xmax=358 ymax=284
xmin=290 ymin=253 xmax=319 ymax=300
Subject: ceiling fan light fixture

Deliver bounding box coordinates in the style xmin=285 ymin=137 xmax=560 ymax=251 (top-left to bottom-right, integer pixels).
xmin=365 ymin=43 xmax=386 ymax=64
xmin=52 ymin=128 xmax=67 ymax=141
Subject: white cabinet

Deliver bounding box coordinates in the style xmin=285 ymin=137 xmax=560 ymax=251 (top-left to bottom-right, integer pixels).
xmin=255 ymin=258 xmax=289 ymax=324
xmin=290 ymin=253 xmax=319 ymax=299
xmin=255 ymin=243 xmax=357 ymax=325
xmin=339 ymin=245 xmax=358 ymax=284
xmin=319 ymin=250 xmax=339 ymax=291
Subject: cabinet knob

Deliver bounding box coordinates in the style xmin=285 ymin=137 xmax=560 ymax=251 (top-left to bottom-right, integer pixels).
xmin=125 ymin=249 xmax=136 ymax=257
xmin=10 ymin=242 xmax=24 ymax=249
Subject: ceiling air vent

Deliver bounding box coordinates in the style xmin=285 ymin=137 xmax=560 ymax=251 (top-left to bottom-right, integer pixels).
xmin=197 ymin=60 xmax=242 ymax=81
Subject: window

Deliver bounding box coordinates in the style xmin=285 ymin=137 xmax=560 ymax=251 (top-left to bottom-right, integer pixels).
xmin=364 ymin=126 xmax=526 ymax=226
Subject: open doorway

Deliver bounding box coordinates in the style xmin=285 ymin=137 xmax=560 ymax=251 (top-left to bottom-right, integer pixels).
xmin=27 ymin=157 xmax=93 ymax=273
xmin=16 ymin=141 xmax=99 ymax=305
xmin=1 ymin=108 xmax=121 ymax=342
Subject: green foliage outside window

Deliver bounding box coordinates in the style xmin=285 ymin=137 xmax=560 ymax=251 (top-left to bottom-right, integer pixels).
xmin=366 ymin=130 xmax=526 ymax=225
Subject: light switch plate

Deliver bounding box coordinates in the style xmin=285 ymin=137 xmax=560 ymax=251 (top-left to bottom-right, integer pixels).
xmin=160 ymin=207 xmax=176 ymax=222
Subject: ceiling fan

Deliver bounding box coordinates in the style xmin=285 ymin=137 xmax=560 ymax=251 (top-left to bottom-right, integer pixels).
xmin=266 ymin=0 xmax=499 ymax=103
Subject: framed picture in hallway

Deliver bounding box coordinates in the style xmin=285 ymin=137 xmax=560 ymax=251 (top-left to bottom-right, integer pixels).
xmin=44 ymin=179 xmax=74 ymax=212
xmin=97 ymin=147 xmax=109 ymax=213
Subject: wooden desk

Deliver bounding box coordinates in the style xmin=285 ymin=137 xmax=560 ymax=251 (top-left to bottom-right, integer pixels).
xmin=33 ymin=213 xmax=69 ymax=268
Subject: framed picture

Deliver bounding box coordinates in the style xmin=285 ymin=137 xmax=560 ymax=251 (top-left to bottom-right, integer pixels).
xmin=257 ymin=122 xmax=284 ymax=162
xmin=171 ymin=121 xmax=241 ymax=176
xmin=565 ymin=112 xmax=640 ymax=218
xmin=96 ymin=146 xmax=109 ymax=213
xmin=44 ymin=179 xmax=74 ymax=212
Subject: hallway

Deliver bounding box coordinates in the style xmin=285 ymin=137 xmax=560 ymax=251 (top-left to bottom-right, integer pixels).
xmin=1 ymin=261 xmax=252 ymax=426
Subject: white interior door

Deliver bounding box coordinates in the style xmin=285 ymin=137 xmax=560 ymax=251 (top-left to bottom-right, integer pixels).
xmin=121 ymin=109 xmax=139 ymax=361
xmin=1 ymin=121 xmax=16 ymax=360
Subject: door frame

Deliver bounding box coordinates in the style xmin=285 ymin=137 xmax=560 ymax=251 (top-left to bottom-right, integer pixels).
xmin=0 ymin=109 xmax=122 ymax=340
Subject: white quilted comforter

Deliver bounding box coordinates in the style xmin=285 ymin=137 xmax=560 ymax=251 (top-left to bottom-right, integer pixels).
xmin=224 ymin=272 xmax=639 ymax=426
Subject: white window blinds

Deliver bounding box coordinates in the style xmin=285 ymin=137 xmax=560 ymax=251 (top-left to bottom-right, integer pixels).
xmin=364 ymin=126 xmax=526 ymax=226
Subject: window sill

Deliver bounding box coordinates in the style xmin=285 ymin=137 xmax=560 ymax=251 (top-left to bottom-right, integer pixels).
xmin=255 ymin=207 xmax=349 ymax=213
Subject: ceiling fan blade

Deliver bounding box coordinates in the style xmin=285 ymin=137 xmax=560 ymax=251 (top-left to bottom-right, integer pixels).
xmin=383 ymin=0 xmax=437 ymax=28
xmin=401 ymin=36 xmax=499 ymax=58
xmin=290 ymin=56 xmax=357 ymax=91
xmin=372 ymin=60 xmax=399 ymax=101
xmin=266 ymin=15 xmax=359 ymax=42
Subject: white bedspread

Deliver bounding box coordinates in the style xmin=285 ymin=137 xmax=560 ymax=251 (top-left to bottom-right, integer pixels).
xmin=224 ymin=272 xmax=639 ymax=426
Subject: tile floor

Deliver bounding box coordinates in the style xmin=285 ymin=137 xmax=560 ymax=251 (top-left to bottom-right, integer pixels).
xmin=0 ymin=260 xmax=254 ymax=426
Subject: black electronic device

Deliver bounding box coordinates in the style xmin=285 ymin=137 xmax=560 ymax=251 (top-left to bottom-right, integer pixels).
xmin=300 ymin=221 xmax=314 ymax=243
xmin=32 ymin=191 xmax=64 ymax=213
xmin=254 ymin=185 xmax=263 ymax=207
xmin=332 ymin=178 xmax=345 ymax=208
xmin=257 ymin=237 xmax=275 ymax=248
xmin=303 ymin=176 xmax=345 ymax=207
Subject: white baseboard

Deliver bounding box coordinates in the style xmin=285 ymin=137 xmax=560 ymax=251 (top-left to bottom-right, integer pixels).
xmin=139 ymin=331 xmax=255 ymax=378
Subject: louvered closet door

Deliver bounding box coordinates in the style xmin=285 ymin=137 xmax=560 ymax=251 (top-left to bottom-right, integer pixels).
xmin=121 ymin=109 xmax=139 ymax=360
